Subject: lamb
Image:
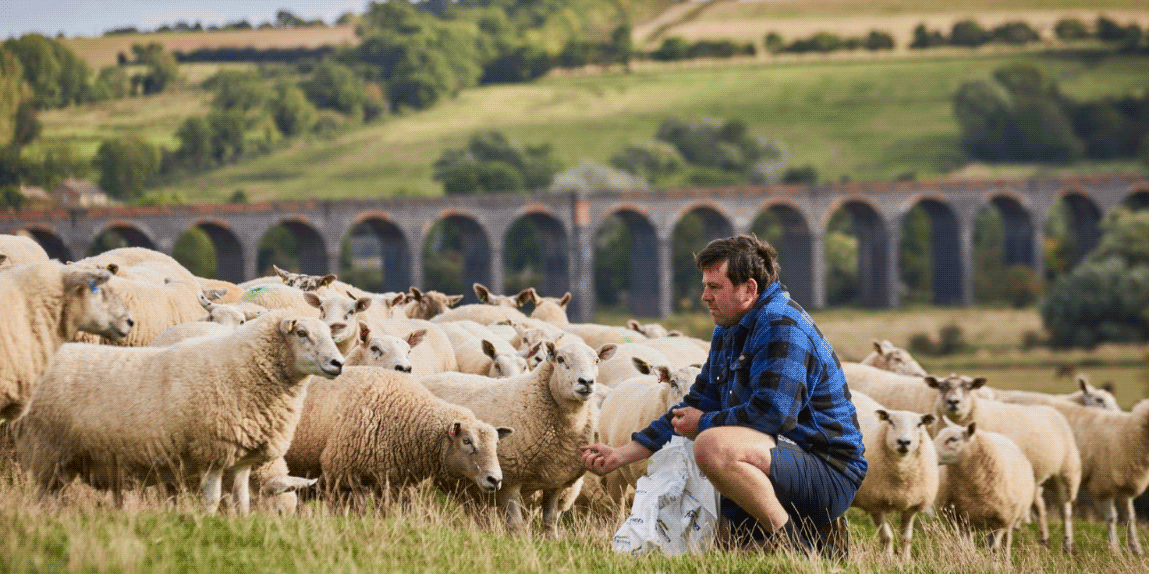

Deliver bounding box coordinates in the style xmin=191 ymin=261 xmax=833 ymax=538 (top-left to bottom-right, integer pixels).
xmin=238 ymin=283 xmax=321 ymax=318
xmin=927 ymin=374 xmax=1082 ymax=552
xmin=283 ymin=367 xmax=511 ymax=500
xmin=405 ymin=287 xmax=462 ymax=320
xmin=996 ymin=395 xmax=1149 ymax=554
xmin=596 ymin=360 xmax=701 ymax=503
xmin=419 ymin=341 xmax=616 ymax=537
xmin=933 ymin=420 xmax=1037 ymax=556
xmin=437 ymin=320 xmax=527 ymax=378
xmin=852 ymin=407 xmax=939 ymax=558
xmin=0 ymin=234 xmax=49 ymax=267
xmin=596 ymin=343 xmax=672 ymax=387
xmin=12 ymin=311 xmax=345 ymax=514
xmin=344 ymin=322 xmax=427 ymax=372
xmin=840 ymin=362 xmax=938 ymax=414
xmin=859 ymin=339 xmax=928 ymax=377
xmin=0 ymin=261 xmax=133 ymax=421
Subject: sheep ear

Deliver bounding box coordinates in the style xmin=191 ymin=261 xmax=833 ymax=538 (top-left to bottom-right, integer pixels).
xmin=355 ymin=296 xmax=373 ymax=313
xmin=482 ymin=339 xmax=498 ymax=360
xmin=872 ymin=340 xmax=883 ymax=353
xmin=657 ymin=366 xmax=671 ymax=384
xmin=627 ymin=320 xmax=641 ymax=332
xmin=0 ymin=254 xmax=6 ymax=266
xmin=407 ymin=329 xmax=427 ymax=348
xmin=279 ymin=318 xmax=298 ymax=335
xmin=1078 ymin=376 xmax=1092 ymax=393
xmin=545 ymin=342 xmax=556 ymax=360
xmin=1100 ymin=381 xmax=1115 ymax=393
xmin=876 ymin=409 xmax=890 ymax=422
xmin=388 ymin=293 xmax=406 ymax=307
xmin=558 ymin=292 xmax=571 ymax=307
xmin=205 ymin=288 xmax=226 ymax=301
xmin=925 ymin=376 xmax=940 ymax=389
xmin=966 ymin=421 xmax=977 ymax=435
xmin=527 ymin=342 xmax=542 ymax=359
xmin=358 ymin=322 xmax=371 ymax=344
xmin=449 ymin=422 xmax=461 ymax=437
xmin=970 ymin=377 xmax=987 ymax=389
xmin=632 ymin=357 xmax=652 ymax=375
xmin=273 ymin=264 xmax=288 ymax=279
xmin=497 ymin=426 xmax=514 ymax=440
xmin=473 ymin=283 xmax=490 ymax=303
xmin=408 ymin=287 xmax=423 ymax=301
xmin=597 ymin=343 xmax=617 ymax=362
xmin=515 ymin=287 xmax=537 ymax=307
xmin=447 ymin=294 xmax=463 ymax=307
xmin=302 ymin=291 xmax=322 ymax=309
xmin=66 ymin=266 xmax=112 ymax=293
xmin=920 ymin=414 xmax=935 ymax=427
xmin=320 ymin=274 xmax=337 ymax=288
xmin=668 ymin=330 xmax=685 ymax=337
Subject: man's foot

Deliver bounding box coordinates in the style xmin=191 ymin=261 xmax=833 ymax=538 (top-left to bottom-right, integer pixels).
xmin=819 ymin=515 xmax=850 ymax=562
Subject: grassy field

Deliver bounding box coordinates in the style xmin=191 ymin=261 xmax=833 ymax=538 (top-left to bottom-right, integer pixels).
xmin=2 ymin=462 xmax=1148 ymax=574
xmin=106 ymin=50 xmax=1147 ymax=203
xmin=1 ymin=304 xmax=1147 ymax=572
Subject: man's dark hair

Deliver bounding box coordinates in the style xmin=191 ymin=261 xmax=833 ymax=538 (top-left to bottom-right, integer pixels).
xmin=695 ymin=234 xmax=780 ymax=295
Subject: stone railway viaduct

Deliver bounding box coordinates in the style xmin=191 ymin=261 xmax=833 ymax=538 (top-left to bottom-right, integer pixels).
xmin=2 ymin=174 xmax=1146 ymax=323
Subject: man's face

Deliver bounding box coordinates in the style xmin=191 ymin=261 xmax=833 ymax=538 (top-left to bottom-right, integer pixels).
xmin=700 ymin=261 xmax=758 ymax=328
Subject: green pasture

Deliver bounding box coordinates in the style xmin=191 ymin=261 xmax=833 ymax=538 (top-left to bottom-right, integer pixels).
xmin=125 ymin=51 xmax=1149 ymax=203
xmin=1 ymin=467 xmax=1147 ymax=574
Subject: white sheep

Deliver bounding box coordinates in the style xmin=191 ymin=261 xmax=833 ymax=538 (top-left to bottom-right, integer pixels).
xmin=437 ymin=320 xmax=527 ymax=378
xmin=71 ymin=275 xmax=207 ymax=347
xmin=344 ymin=322 xmax=427 ymax=372
xmin=640 ymin=336 xmax=709 ymax=369
xmin=364 ymin=317 xmax=457 ymax=376
xmin=78 ymin=248 xmax=199 ymax=285
xmin=927 ymin=374 xmax=1081 ymax=553
xmin=197 ymin=277 xmax=244 ymax=304
xmin=596 ymin=343 xmax=671 ymax=387
xmin=431 ymin=301 xmax=531 ymax=326
xmin=405 ymin=287 xmax=462 ymax=320
xmin=283 ymin=367 xmax=511 ymax=499
xmin=997 ymin=395 xmax=1149 ymax=554
xmin=270 ymin=264 xmax=336 ymax=292
xmin=859 ymin=339 xmax=928 ymax=377
xmin=852 ymin=406 xmax=939 ymax=559
xmin=0 ymin=233 xmax=49 ymax=267
xmin=841 ymin=362 xmax=938 ymax=414
xmin=992 ymin=374 xmax=1120 ymax=412
xmin=419 ymin=341 xmax=616 ymax=537
xmin=560 ymin=322 xmax=649 ymax=350
xmin=596 ymin=360 xmax=701 ymax=504
xmin=473 ymin=283 xmax=534 ymax=308
xmin=12 ymin=311 xmax=345 ymax=514
xmin=149 ymin=302 xmax=251 ymax=347
xmin=528 ymin=291 xmax=571 ymax=325
xmin=302 ymin=290 xmax=372 ymax=356
xmin=0 ymin=261 xmax=133 ymax=421
xmin=238 ymin=283 xmax=322 ymax=318
xmin=934 ymin=420 xmax=1036 ymax=556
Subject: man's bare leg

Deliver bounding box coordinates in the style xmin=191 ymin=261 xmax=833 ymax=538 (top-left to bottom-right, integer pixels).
xmin=693 ymin=425 xmax=790 ymax=531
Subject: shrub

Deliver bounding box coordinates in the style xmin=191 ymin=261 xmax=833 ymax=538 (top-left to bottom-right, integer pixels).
xmin=910 ymin=24 xmax=947 ymax=49
xmin=764 ymin=32 xmax=784 ymax=54
xmin=652 ymin=37 xmax=690 ymax=61
xmin=908 ymin=332 xmax=934 ymax=357
xmin=93 ymin=135 xmax=159 ymax=201
xmin=991 ymin=21 xmax=1041 ymax=45
xmin=936 ymin=324 xmax=970 ymax=355
xmin=781 ymin=165 xmax=818 ymax=183
xmin=1003 ymin=265 xmax=1043 ymax=308
xmin=950 ymin=20 xmax=990 ymax=47
xmin=863 ymin=30 xmax=895 ymax=51
xmin=1054 ymin=19 xmax=1090 ymax=41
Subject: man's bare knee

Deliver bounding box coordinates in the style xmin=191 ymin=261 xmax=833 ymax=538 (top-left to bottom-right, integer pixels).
xmin=693 ymin=427 xmax=775 ymax=475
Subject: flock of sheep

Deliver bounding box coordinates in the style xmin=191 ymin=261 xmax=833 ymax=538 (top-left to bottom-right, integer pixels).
xmin=0 ymin=232 xmax=1146 ymax=561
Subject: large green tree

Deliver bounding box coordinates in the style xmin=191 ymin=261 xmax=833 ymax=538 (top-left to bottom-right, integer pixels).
xmin=93 ymin=135 xmax=159 ymax=200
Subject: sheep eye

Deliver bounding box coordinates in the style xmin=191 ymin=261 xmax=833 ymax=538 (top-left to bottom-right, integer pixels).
xmin=557 ymin=356 xmax=565 ymax=364
xmin=462 ymin=438 xmax=472 ymax=446
xmin=297 ymin=329 xmax=308 ymax=338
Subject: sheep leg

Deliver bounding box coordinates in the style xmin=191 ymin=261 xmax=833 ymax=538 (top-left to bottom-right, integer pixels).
xmin=870 ymin=511 xmax=893 ymax=557
xmin=1103 ymin=498 xmax=1120 ymax=552
xmin=898 ymin=510 xmax=919 ymax=560
xmin=1032 ymin=485 xmax=1050 ymax=546
xmin=540 ymin=488 xmax=563 ymax=539
xmin=231 ymin=465 xmax=252 ymax=516
xmin=496 ymin=483 xmax=526 ymax=532
xmin=1119 ymin=496 xmax=1143 ymax=555
xmin=1050 ymin=477 xmax=1074 ymax=554
xmin=201 ymin=468 xmax=224 ymax=514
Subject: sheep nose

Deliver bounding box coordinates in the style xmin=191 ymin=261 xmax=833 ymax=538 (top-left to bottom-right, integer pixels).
xmin=396 ymin=365 xmax=412 ymax=373
xmin=126 ymin=317 xmax=135 ymax=328
xmin=577 ymin=378 xmax=593 ymax=387
xmin=486 ymin=476 xmax=502 ymax=490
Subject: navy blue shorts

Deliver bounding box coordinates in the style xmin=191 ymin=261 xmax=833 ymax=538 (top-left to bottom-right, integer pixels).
xmin=722 ymin=439 xmax=857 ymax=537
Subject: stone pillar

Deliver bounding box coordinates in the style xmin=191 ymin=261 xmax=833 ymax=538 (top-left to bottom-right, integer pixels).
xmin=409 ymin=242 xmax=424 ymax=291
xmin=808 ymin=231 xmax=826 ymax=309
xmin=488 ymin=241 xmax=505 ymax=296
xmin=241 ymin=237 xmax=260 ymax=281
xmin=1030 ymin=225 xmax=1045 ymax=283
xmin=958 ymin=223 xmax=974 ymax=306
xmin=883 ymin=219 xmax=901 ymax=308
xmin=657 ymin=235 xmax=673 ymax=319
xmin=569 ymin=191 xmax=595 ymax=323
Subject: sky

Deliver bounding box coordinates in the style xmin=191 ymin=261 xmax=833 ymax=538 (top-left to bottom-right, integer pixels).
xmin=0 ymin=1 xmax=371 ymax=40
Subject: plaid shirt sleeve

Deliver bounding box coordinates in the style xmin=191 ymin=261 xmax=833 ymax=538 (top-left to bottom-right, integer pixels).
xmin=631 ymin=329 xmax=721 ymax=451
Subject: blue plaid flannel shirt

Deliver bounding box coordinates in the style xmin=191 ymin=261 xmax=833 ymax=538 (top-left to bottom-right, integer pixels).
xmin=633 ymin=281 xmax=867 ymax=487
